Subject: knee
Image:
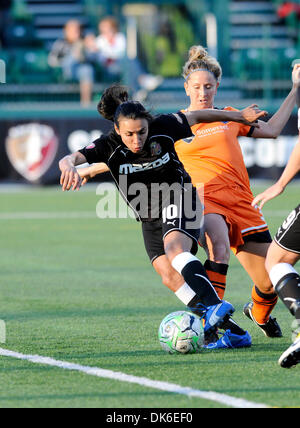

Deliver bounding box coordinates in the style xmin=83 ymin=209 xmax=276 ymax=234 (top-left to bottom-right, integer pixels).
xmin=164 ymin=241 xmax=182 ymax=262
xmin=255 ymin=265 xmax=276 ymax=293
xmin=210 ymin=242 xmax=230 ymax=264
xmin=264 ymin=242 xmax=291 ymax=275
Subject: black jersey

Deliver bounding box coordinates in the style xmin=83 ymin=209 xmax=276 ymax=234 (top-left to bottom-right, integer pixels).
xmin=79 ymin=112 xmax=193 ymax=222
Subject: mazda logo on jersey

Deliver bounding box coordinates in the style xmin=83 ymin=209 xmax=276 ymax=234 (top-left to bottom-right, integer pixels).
xmin=5 ymin=123 xmax=58 ymax=182
xmin=119 ymin=153 xmax=170 ymax=174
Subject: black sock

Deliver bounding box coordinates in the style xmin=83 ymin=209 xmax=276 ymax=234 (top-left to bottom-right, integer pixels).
xmin=275 ymin=273 xmax=300 ymax=322
xmin=222 ymin=318 xmax=246 ymax=336
xmin=181 ymin=261 xmax=221 ymax=308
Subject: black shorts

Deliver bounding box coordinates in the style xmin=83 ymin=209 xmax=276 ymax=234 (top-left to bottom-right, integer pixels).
xmin=274 ymin=204 xmax=300 ymax=254
xmin=142 ymin=185 xmax=202 ymax=263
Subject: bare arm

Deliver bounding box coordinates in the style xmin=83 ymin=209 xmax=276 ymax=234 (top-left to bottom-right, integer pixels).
xmin=78 ymin=163 xmax=110 ymax=185
xmin=277 ymin=134 xmax=300 ymax=189
xmin=252 ymin=134 xmax=300 ymax=209
xmin=59 ymin=152 xmax=87 ymax=191
xmin=251 ymin=64 xmax=300 ymax=139
xmin=184 ymin=104 xmax=267 ymax=128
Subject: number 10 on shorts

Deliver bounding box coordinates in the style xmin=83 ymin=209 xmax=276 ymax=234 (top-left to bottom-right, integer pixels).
xmin=163 ymin=205 xmax=178 ymax=224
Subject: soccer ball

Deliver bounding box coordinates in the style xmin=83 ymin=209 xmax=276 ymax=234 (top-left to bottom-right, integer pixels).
xmin=158 ymin=311 xmax=204 ymax=354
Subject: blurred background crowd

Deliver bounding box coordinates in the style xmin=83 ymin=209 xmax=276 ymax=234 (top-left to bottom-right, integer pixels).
xmin=0 ymin=0 xmax=299 ymax=109
xmin=0 ymin=0 xmax=299 ymax=185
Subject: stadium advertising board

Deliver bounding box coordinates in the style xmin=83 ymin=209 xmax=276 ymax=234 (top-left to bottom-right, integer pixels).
xmin=0 ymin=115 xmax=298 ymax=184
xmin=0 ymin=118 xmax=112 ymax=184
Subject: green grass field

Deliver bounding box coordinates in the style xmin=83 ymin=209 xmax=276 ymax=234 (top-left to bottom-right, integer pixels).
xmin=1 ymin=182 xmax=300 ymax=408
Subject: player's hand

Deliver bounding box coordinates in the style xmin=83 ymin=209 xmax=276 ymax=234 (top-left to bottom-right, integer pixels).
xmin=252 ymin=182 xmax=285 ymax=209
xmin=292 ymin=63 xmax=300 ymax=88
xmin=240 ymin=105 xmax=268 ymax=126
xmin=60 ymin=166 xmax=82 ymax=191
xmin=78 ymin=170 xmax=92 ymax=186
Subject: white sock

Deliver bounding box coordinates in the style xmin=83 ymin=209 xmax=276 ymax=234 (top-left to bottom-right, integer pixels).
xmin=175 ymin=282 xmax=196 ymax=306
xmin=172 ymin=252 xmax=199 ymax=274
xmin=269 ymin=263 xmax=298 ymax=287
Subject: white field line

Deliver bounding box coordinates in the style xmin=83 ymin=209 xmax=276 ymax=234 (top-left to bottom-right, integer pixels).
xmin=0 ymin=210 xmax=290 ymax=220
xmin=0 ymin=347 xmax=269 ymax=408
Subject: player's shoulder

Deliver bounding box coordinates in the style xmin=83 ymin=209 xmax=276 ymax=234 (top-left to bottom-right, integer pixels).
xmin=92 ymin=131 xmax=121 ymax=153
xmin=152 ymin=111 xmax=186 ymax=123
xmin=150 ymin=112 xmax=187 ymax=132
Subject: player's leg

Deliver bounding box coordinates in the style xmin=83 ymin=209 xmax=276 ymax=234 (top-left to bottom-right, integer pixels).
xmin=153 ymin=255 xmax=185 ymax=293
xmin=164 ymin=231 xmax=221 ymax=308
xmin=199 ymin=214 xmax=250 ymax=336
xmin=266 ymin=241 xmax=300 ymax=319
xmin=266 ymin=207 xmax=300 ymax=367
xmin=236 ymin=241 xmax=282 ymax=337
xmin=142 ymin=220 xmax=209 ymax=309
xmin=267 ymin=242 xmax=300 ymax=368
xmin=163 ymin=230 xmax=235 ymax=333
xmin=202 ymin=213 xmax=230 ymax=299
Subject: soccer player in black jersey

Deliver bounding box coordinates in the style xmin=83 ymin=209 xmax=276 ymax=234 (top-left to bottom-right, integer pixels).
xmin=59 ymin=85 xmax=266 ymax=337
xmin=253 ymin=65 xmax=300 ymax=367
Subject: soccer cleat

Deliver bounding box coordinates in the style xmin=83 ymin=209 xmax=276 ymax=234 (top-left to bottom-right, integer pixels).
xmin=243 ymin=302 xmax=282 ymax=338
xmin=204 ymin=329 xmax=252 ymax=350
xmin=204 ymin=301 xmax=235 ymax=334
xmin=278 ymin=333 xmax=300 ymax=368
xmin=204 ymin=327 xmax=219 ymax=346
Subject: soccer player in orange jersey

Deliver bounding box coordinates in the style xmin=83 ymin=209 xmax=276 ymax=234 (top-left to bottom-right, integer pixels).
xmin=174 ymin=48 xmax=300 ymax=338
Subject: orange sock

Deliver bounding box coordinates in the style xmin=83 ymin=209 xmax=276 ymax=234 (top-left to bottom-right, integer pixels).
xmin=251 ymin=285 xmax=278 ymax=325
xmin=204 ymin=260 xmax=228 ymax=300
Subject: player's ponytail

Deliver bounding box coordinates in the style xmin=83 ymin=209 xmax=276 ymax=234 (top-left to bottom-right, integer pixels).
xmin=98 ymin=85 xmax=153 ymax=127
xmin=98 ymin=84 xmax=153 ymax=127
xmin=183 ymin=45 xmax=222 ymax=82
xmin=97 ymin=85 xmax=130 ymax=121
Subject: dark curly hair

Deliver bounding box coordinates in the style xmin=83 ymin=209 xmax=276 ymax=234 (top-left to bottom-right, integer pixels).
xmin=97 ymin=85 xmax=153 ymax=127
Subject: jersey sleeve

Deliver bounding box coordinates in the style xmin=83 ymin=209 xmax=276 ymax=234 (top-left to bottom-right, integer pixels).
xmin=78 ymin=135 xmax=112 ymax=164
xmin=152 ymin=112 xmax=193 ymax=142
xmin=225 ymin=106 xmax=253 ymax=137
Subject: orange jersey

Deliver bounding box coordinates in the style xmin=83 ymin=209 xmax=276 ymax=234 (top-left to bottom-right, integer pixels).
xmin=175 ymin=107 xmax=271 ymax=253
xmin=175 ymin=106 xmax=253 ymax=194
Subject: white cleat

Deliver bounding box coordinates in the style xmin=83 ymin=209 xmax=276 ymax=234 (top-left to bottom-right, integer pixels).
xmin=278 ymin=333 xmax=300 ymax=368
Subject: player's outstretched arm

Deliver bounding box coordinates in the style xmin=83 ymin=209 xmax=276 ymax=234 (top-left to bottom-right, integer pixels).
xmin=78 ymin=163 xmax=110 ymax=186
xmin=251 ymin=64 xmax=300 ymax=139
xmin=59 ymin=152 xmax=87 ymax=192
xmin=184 ymin=104 xmax=267 ymax=128
xmin=253 ymin=132 xmax=300 ymax=209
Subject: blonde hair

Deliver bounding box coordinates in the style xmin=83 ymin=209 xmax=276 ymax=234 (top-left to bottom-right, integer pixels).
xmin=183 ymin=46 xmax=222 ymax=82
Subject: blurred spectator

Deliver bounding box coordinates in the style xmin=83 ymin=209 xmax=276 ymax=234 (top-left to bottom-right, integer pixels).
xmin=85 ymin=16 xmax=126 ymax=80
xmin=85 ymin=16 xmax=163 ymax=101
xmin=48 ymin=20 xmax=94 ymax=106
xmin=0 ymin=0 xmax=12 ymax=47
xmin=277 ymin=2 xmax=300 ymax=20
